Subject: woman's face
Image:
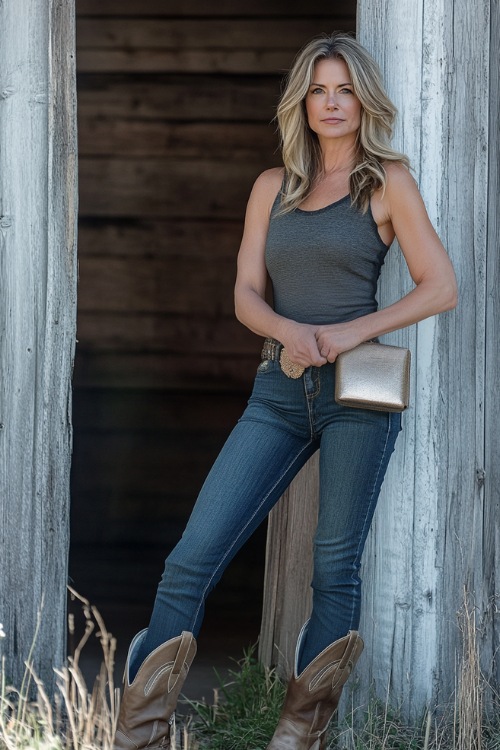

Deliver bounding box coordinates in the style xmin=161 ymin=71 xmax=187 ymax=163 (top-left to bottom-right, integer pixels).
xmin=305 ymin=58 xmax=362 ymax=143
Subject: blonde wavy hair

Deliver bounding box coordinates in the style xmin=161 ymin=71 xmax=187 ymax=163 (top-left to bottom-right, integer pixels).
xmin=276 ymin=32 xmax=410 ymax=214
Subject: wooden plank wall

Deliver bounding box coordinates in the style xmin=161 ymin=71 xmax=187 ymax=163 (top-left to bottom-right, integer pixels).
xmin=75 ymin=0 xmax=356 ymax=391
xmin=70 ymin=0 xmax=356 ymax=619
xmin=0 ymin=0 xmax=78 ymax=692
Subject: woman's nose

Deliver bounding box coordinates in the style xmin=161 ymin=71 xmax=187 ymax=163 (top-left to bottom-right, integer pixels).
xmin=326 ymin=93 xmax=338 ymax=109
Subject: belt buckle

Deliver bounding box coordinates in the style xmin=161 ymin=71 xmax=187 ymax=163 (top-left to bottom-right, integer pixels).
xmin=279 ymin=348 xmax=305 ymax=379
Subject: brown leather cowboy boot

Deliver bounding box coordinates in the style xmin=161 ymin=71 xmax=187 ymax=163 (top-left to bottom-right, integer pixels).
xmin=113 ymin=629 xmax=197 ymax=750
xmin=267 ymin=624 xmax=364 ymax=750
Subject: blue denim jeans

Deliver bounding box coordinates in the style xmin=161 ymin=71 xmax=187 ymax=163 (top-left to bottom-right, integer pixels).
xmin=134 ymin=356 xmax=402 ymax=674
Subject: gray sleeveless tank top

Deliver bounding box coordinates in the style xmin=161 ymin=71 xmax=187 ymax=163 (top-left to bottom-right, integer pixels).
xmin=265 ymin=192 xmax=391 ymax=325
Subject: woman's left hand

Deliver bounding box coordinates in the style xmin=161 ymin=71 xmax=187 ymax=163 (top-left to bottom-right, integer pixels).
xmin=315 ymin=322 xmax=364 ymax=362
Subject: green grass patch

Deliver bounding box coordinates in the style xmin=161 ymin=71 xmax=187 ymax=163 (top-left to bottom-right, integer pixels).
xmin=185 ymin=651 xmax=500 ymax=750
xmin=185 ymin=646 xmax=285 ymax=750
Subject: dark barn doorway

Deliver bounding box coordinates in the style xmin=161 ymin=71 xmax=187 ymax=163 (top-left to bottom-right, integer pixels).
xmin=70 ymin=0 xmax=356 ymax=697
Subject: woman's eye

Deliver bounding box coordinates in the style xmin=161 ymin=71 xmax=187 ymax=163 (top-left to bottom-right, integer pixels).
xmin=340 ymin=88 xmax=353 ymax=94
xmin=310 ymin=87 xmax=324 ymax=94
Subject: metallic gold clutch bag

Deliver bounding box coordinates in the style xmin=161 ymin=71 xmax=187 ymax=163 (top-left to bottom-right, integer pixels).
xmin=335 ymin=342 xmax=410 ymax=412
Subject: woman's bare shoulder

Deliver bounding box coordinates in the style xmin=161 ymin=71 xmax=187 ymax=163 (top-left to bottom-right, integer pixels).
xmin=375 ymin=162 xmax=423 ymax=219
xmin=253 ymin=167 xmax=284 ymax=193
xmin=383 ymin=161 xmax=418 ymax=194
xmin=248 ymin=167 xmax=284 ymax=213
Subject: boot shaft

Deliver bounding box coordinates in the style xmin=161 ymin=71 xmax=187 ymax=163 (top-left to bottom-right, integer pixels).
xmin=113 ymin=630 xmax=197 ymax=750
xmin=267 ymin=628 xmax=364 ymax=750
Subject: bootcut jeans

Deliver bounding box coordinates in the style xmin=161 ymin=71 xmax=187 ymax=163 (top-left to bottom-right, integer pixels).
xmin=133 ymin=354 xmax=402 ymax=674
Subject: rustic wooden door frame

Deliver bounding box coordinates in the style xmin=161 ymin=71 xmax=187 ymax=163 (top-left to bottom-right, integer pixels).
xmin=259 ymin=0 xmax=499 ymax=719
xmin=0 ymin=0 xmax=78 ymax=692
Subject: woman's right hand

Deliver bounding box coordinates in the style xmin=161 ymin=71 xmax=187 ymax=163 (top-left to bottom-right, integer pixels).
xmin=277 ymin=320 xmax=327 ymax=368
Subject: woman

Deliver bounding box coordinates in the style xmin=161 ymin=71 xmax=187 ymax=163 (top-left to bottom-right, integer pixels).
xmin=113 ymin=33 xmax=457 ymax=750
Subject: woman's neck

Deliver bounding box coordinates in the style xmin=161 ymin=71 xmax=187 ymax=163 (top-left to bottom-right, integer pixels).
xmin=318 ymin=136 xmax=358 ymax=174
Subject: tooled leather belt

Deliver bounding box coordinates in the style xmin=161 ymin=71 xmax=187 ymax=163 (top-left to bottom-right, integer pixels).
xmin=260 ymin=337 xmax=305 ymax=379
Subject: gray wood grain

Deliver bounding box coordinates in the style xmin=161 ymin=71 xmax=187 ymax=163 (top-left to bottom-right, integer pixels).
xmin=0 ymin=0 xmax=77 ymax=693
xmin=484 ymin=0 xmax=500 ymax=702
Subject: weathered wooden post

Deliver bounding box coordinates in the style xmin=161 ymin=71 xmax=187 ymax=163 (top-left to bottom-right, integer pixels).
xmin=0 ymin=0 xmax=78 ymax=692
xmin=354 ymin=0 xmax=499 ymax=716
xmin=260 ymin=0 xmax=500 ymax=719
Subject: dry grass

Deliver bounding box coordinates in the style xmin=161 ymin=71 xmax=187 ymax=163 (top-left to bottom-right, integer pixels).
xmin=455 ymin=586 xmax=484 ymax=750
xmin=0 ymin=588 xmax=187 ymax=750
xmin=329 ymin=587 xmax=499 ymax=750
xmin=0 ymin=587 xmax=118 ymax=750
xmin=1 ymin=586 xmax=499 ymax=750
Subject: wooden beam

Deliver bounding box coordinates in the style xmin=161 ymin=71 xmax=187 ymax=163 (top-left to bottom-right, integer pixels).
xmin=0 ymin=0 xmax=77 ymax=692
xmin=77 ymin=0 xmax=356 ymax=18
xmin=76 ymin=48 xmax=297 ymax=75
xmin=484 ymin=0 xmax=500 ymax=690
xmin=78 ymin=157 xmax=261 ymax=218
xmin=259 ymin=454 xmax=319 ymax=674
xmin=75 ymin=17 xmax=354 ymax=73
xmin=78 ymin=219 xmax=243 ymax=259
xmin=76 ymin=313 xmax=260 ymax=356
xmin=77 ymin=73 xmax=281 ymax=121
xmin=78 ymin=120 xmax=280 ymax=160
xmin=77 ymin=18 xmax=352 ymax=51
xmin=77 ymin=256 xmax=238 ymax=314
xmin=355 ymin=0 xmax=492 ymax=717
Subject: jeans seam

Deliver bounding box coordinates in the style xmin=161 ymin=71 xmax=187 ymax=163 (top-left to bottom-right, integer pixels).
xmin=347 ymin=412 xmax=393 ymax=631
xmin=304 ymin=368 xmax=321 ymax=437
xmin=305 ymin=386 xmax=315 ymax=438
xmin=189 ymin=438 xmax=315 ymax=632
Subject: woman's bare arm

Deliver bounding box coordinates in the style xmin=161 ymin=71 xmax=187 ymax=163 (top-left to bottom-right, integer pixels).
xmin=234 ymin=168 xmax=327 ymax=367
xmin=315 ymin=164 xmax=458 ymax=361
